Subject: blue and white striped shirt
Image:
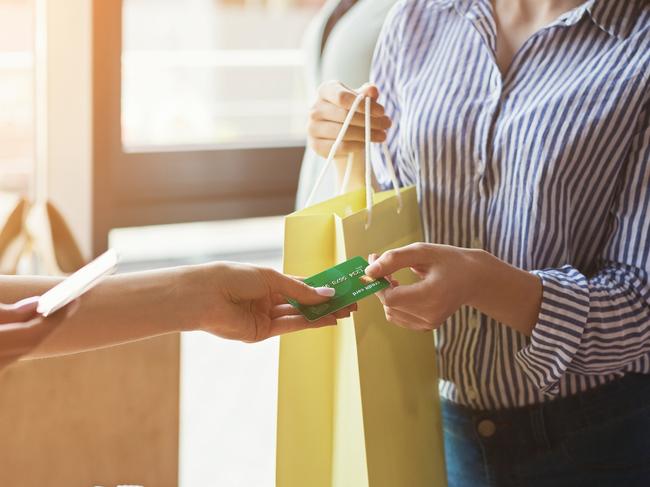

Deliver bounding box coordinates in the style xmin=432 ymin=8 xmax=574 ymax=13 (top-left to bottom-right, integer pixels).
xmin=371 ymin=0 xmax=650 ymax=409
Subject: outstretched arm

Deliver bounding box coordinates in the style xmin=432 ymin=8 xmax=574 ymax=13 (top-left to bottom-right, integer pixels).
xmin=0 ymin=262 xmax=351 ymax=360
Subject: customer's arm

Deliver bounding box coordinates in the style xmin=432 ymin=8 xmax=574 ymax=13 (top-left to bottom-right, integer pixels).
xmin=0 ymin=262 xmax=351 ymax=360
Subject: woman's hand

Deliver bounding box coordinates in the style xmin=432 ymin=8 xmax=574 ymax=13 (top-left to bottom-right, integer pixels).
xmin=365 ymin=243 xmax=542 ymax=335
xmin=307 ymin=81 xmax=392 ymax=158
xmin=182 ymin=263 xmax=355 ymax=342
xmin=0 ymin=298 xmax=71 ymax=368
xmin=365 ymin=244 xmax=479 ymax=331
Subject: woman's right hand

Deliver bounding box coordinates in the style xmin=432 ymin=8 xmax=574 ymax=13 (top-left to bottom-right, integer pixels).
xmin=307 ymin=81 xmax=392 ymax=159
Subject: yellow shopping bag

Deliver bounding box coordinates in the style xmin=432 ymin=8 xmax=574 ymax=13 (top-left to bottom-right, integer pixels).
xmin=277 ymin=95 xmax=447 ymax=487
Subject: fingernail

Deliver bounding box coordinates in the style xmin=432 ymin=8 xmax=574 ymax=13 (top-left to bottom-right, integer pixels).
xmin=316 ymin=287 xmax=336 ymax=297
xmin=11 ymin=296 xmax=39 ymax=310
xmin=365 ymin=263 xmax=378 ymax=275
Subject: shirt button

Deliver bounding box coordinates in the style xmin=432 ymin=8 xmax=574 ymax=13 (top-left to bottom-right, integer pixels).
xmin=476 ymin=159 xmax=486 ymax=175
xmin=468 ymin=309 xmax=480 ymax=330
xmin=477 ymin=419 xmax=496 ymax=438
xmin=466 ymin=386 xmax=478 ymax=401
xmin=471 ymin=237 xmax=483 ymax=249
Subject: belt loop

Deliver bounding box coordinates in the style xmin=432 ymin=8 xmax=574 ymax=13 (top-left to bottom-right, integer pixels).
xmin=529 ymin=405 xmax=551 ymax=450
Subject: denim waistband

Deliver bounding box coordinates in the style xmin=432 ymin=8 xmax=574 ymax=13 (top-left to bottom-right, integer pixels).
xmin=441 ymin=373 xmax=650 ymax=451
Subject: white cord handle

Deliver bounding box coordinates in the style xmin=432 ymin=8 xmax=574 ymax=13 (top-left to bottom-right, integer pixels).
xmin=305 ymin=90 xmax=403 ymax=228
xmin=364 ymin=97 xmax=374 ymax=229
xmin=306 ymin=93 xmax=365 ymax=207
xmin=339 ymin=153 xmax=355 ymax=196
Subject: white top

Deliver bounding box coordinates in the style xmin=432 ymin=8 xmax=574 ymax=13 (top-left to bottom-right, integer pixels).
xmin=295 ymin=0 xmax=398 ymax=209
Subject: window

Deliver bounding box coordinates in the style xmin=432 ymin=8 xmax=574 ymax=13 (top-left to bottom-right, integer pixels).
xmin=93 ymin=0 xmax=324 ymax=253
xmin=100 ymin=3 xmax=327 ymax=484
xmin=0 ymin=0 xmax=34 ymax=195
xmin=123 ymin=0 xmax=322 ymax=148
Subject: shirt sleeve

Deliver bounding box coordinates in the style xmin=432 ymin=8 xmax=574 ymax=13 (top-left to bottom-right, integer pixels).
xmin=369 ymin=1 xmax=407 ymax=189
xmin=516 ymin=101 xmax=650 ymax=395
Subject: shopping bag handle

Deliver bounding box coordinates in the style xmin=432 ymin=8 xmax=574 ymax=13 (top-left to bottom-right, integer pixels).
xmin=305 ymin=92 xmax=403 ymax=227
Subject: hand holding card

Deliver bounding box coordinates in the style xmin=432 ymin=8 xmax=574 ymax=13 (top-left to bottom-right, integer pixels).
xmin=288 ymin=256 xmax=390 ymax=322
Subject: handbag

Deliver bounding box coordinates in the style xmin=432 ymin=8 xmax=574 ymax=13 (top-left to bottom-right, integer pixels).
xmin=277 ymin=95 xmax=447 ymax=487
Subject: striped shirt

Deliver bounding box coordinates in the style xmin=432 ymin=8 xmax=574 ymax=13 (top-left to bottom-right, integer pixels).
xmin=371 ymin=0 xmax=650 ymax=409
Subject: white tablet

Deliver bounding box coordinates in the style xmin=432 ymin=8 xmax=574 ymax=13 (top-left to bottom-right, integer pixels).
xmin=37 ymin=249 xmax=119 ymax=317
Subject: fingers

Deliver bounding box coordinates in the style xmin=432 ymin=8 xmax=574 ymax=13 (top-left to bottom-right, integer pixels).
xmin=271 ymin=304 xmax=301 ymax=319
xmin=383 ymin=305 xmax=433 ymax=331
xmin=0 ymin=297 xmax=40 ymax=325
xmin=271 ymin=303 xmax=357 ymax=320
xmin=379 ymin=280 xmax=434 ymax=309
xmin=272 ymin=293 xmax=289 ymax=306
xmin=369 ymin=253 xmax=398 ymax=287
xmin=310 ymin=102 xmax=392 ymax=130
xmin=309 ymin=81 xmax=391 ymax=159
xmin=357 ymin=82 xmax=380 ymax=100
xmin=268 ymin=303 xmax=357 ymax=339
xmin=308 ymin=120 xmax=387 ymax=143
xmin=0 ymin=316 xmax=45 ymax=366
xmin=365 ymin=243 xmax=433 ymax=279
xmin=263 ymin=269 xmax=335 ymax=306
xmin=318 ymin=80 xmax=384 ymax=115
xmin=269 ymin=315 xmax=337 ymax=338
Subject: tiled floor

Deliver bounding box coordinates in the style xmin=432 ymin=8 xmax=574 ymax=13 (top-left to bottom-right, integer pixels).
xmin=111 ymin=216 xmax=284 ymax=487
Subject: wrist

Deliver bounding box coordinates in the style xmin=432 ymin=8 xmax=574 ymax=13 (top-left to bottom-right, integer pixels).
xmin=171 ymin=265 xmax=203 ymax=333
xmin=461 ymin=249 xmax=542 ymax=335
xmin=461 ymin=248 xmax=492 ymax=308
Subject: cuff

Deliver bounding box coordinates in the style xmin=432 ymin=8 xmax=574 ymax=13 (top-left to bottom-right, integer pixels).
xmin=515 ymin=266 xmax=590 ymax=395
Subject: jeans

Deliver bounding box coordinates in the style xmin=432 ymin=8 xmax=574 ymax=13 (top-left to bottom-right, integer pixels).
xmin=442 ymin=374 xmax=650 ymax=487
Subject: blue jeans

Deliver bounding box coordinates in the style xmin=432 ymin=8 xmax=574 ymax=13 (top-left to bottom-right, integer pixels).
xmin=442 ymin=374 xmax=650 ymax=487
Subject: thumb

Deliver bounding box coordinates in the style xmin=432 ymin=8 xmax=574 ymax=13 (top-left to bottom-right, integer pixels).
xmin=365 ymin=244 xmax=432 ymax=279
xmin=265 ymin=271 xmax=335 ymax=306
xmin=0 ymin=297 xmax=40 ymax=325
xmin=357 ymin=83 xmax=379 ymax=100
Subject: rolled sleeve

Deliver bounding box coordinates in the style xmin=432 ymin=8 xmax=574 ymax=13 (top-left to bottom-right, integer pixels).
xmin=516 ymin=267 xmax=590 ymax=394
xmin=518 ymin=101 xmax=650 ymax=395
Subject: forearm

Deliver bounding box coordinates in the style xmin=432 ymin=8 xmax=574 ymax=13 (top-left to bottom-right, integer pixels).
xmin=0 ymin=267 xmax=190 ymax=359
xmin=466 ymin=250 xmax=542 ymax=336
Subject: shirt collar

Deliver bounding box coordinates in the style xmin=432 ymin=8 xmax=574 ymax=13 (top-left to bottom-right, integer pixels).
xmin=447 ymin=0 xmax=642 ymax=39
xmin=586 ymin=0 xmax=642 ymax=39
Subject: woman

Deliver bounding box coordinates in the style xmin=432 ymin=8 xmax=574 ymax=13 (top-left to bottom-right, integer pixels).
xmin=296 ymin=0 xmax=396 ymax=207
xmin=309 ymin=0 xmax=650 ymax=485
xmin=0 ymin=263 xmax=351 ymax=370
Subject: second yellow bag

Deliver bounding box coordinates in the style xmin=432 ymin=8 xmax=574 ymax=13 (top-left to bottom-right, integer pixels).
xmin=277 ymin=94 xmax=447 ymax=487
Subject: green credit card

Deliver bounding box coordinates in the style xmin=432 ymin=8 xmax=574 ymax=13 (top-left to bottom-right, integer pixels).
xmin=288 ymin=256 xmax=390 ymax=322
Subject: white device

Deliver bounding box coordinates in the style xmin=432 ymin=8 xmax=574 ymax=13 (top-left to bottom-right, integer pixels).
xmin=37 ymin=249 xmax=119 ymax=317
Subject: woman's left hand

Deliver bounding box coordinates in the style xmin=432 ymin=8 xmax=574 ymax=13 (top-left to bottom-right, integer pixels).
xmin=0 ymin=297 xmax=73 ymax=368
xmin=365 ymin=243 xmax=480 ymax=331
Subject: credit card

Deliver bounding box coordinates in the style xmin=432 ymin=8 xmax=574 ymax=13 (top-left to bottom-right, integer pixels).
xmin=288 ymin=256 xmax=389 ymax=322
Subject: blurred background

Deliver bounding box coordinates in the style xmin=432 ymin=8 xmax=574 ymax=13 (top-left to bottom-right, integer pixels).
xmin=0 ymin=0 xmax=326 ymax=485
